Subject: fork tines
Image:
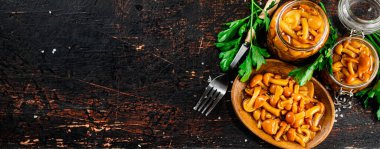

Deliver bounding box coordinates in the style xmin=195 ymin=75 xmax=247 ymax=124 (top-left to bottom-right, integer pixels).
xmin=193 ymin=86 xmax=224 ymax=116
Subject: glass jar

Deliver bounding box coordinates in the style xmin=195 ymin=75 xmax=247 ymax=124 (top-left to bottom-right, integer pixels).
xmin=338 ymin=0 xmax=380 ymax=34
xmin=267 ymin=0 xmax=330 ymax=62
xmin=324 ymin=37 xmax=379 ymax=93
xmin=324 ymin=0 xmax=380 ymax=107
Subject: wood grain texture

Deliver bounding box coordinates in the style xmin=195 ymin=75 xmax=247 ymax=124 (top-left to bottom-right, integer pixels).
xmin=0 ymin=0 xmax=379 ymax=148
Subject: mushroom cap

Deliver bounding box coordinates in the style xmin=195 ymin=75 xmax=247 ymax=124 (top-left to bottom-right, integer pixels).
xmin=262 ymin=119 xmax=278 ymax=135
xmin=250 ymin=74 xmax=263 ymax=87
xmin=292 ymin=93 xmax=302 ymax=101
xmin=345 ymin=75 xmax=356 ymax=84
xmin=283 ymin=87 xmax=292 ymax=97
xmin=253 ymin=110 xmax=261 ymax=121
xmin=269 ymin=84 xmax=278 ymax=94
xmin=243 ymin=99 xmax=255 ymax=112
xmin=335 ymin=44 xmax=343 ymax=55
xmin=285 ymin=112 xmax=295 ymax=125
xmin=287 ymin=128 xmax=296 ymax=142
xmin=308 ymin=15 xmax=323 ymax=30
xmin=254 ymin=95 xmax=268 ymax=109
xmin=283 ymin=10 xmax=301 ymax=29
xmin=292 ymin=118 xmax=304 ymax=128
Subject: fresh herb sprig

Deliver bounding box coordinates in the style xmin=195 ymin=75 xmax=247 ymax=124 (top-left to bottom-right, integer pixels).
xmin=288 ymin=2 xmax=338 ymax=86
xmin=216 ymin=0 xmax=275 ymax=82
xmin=356 ymin=32 xmax=380 ymax=120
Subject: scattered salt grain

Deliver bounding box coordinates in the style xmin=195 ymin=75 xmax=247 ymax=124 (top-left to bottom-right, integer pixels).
xmin=244 ymin=139 xmax=248 ymax=142
xmin=218 ymin=116 xmax=221 ymax=120
xmin=52 ymin=48 xmax=57 ymax=54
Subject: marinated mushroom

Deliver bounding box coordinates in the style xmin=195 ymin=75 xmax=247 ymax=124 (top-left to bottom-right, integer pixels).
xmin=278 ymin=98 xmax=293 ymax=110
xmin=263 ymin=73 xmax=274 ymax=86
xmin=250 ymin=74 xmax=264 ymax=88
xmin=285 ymin=112 xmax=296 ymax=124
xmin=306 ymin=81 xmax=314 ymax=98
xmin=275 ymin=122 xmax=288 ymax=141
xmin=253 ymin=110 xmax=261 ymax=121
xmin=262 ymin=119 xmax=279 ymax=135
xmin=287 ymin=128 xmax=296 ymax=142
xmin=243 ymin=87 xmax=261 ymax=112
xmin=270 ymin=86 xmax=284 ymax=106
xmin=254 ymin=95 xmax=269 ymax=109
xmin=305 ymin=105 xmax=321 ymax=118
xmin=263 ymin=72 xmax=289 ymax=86
xmin=261 ymin=109 xmax=267 ymax=121
xmin=310 ymin=113 xmax=323 ymax=132
xmin=262 ymin=102 xmax=281 ymax=117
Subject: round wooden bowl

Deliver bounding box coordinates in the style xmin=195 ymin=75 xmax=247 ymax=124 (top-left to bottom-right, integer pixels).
xmin=231 ymin=59 xmax=335 ymax=149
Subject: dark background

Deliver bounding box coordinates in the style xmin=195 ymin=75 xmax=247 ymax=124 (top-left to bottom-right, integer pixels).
xmin=0 ymin=0 xmax=379 ymax=148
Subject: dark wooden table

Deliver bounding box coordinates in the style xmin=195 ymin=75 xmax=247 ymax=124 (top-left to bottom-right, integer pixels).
xmin=0 ymin=0 xmax=379 ymax=148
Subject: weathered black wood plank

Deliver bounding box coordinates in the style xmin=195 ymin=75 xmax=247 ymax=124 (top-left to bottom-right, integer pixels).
xmin=0 ymin=0 xmax=379 ymax=148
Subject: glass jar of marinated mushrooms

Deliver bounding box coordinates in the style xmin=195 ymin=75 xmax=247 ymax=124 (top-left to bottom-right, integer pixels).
xmin=323 ymin=0 xmax=380 ymax=107
xmin=267 ymin=0 xmax=330 ymax=62
xmin=325 ymin=37 xmax=379 ymax=93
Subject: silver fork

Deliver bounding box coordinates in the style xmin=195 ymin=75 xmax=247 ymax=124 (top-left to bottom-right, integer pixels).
xmin=193 ymin=29 xmax=253 ymax=116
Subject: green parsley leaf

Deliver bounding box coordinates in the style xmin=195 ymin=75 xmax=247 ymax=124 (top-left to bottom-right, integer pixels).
xmin=218 ymin=18 xmax=248 ymax=43
xmin=251 ymin=45 xmax=268 ymax=70
xmin=288 ymin=61 xmax=317 ymax=86
xmin=364 ymin=98 xmax=369 ymax=108
xmin=263 ymin=12 xmax=270 ymax=31
xmin=239 ymin=50 xmax=253 ymax=82
xmin=215 ymin=38 xmax=239 ymax=52
xmin=219 ymin=48 xmax=238 ymax=72
xmin=239 ymin=23 xmax=248 ymax=36
xmin=357 ymin=88 xmax=371 ymax=97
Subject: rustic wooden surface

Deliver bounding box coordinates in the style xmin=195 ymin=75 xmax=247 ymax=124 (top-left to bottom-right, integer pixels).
xmin=0 ymin=0 xmax=379 ymax=148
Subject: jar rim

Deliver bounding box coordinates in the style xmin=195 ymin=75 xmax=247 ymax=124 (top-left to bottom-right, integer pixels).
xmin=275 ymin=0 xmax=330 ymax=52
xmin=329 ymin=37 xmax=379 ymax=89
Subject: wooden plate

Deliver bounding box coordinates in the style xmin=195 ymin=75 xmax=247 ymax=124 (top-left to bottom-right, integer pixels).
xmin=231 ymin=59 xmax=335 ymax=149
